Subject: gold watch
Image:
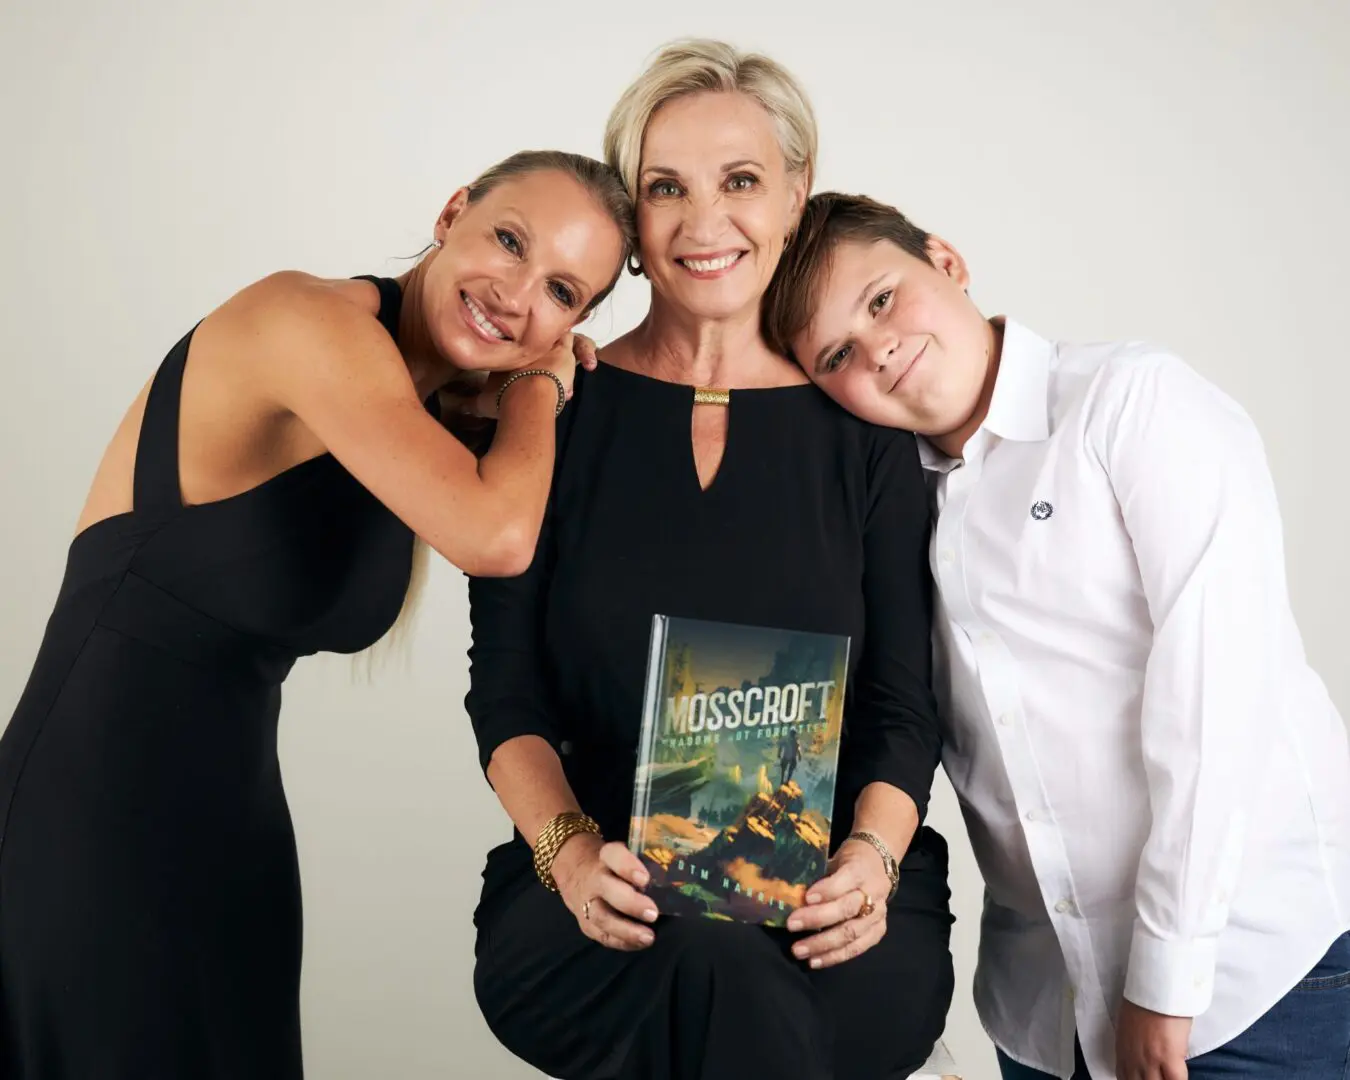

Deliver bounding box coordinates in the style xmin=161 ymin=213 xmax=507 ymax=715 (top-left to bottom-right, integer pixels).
xmin=846 ymin=830 xmax=900 ymax=899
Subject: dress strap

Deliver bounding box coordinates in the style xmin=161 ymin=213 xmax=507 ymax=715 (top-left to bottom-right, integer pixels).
xmin=352 ymin=275 xmax=403 ymax=340
xmin=134 ymin=279 xmax=400 ymax=515
xmin=132 ymin=326 xmax=197 ymax=514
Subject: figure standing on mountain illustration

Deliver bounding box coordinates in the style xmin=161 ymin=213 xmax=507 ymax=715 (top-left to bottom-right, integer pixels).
xmin=779 ymin=729 xmax=801 ymax=787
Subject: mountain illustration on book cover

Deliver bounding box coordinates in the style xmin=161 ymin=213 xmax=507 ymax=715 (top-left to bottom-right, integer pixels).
xmin=627 ymin=615 xmax=850 ymax=927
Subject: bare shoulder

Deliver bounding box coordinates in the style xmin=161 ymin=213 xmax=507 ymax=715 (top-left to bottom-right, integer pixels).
xmin=199 ymin=271 xmax=406 ymax=400
xmin=214 ymin=271 xmax=383 ymax=345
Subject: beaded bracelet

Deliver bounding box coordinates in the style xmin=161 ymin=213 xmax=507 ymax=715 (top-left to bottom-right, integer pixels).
xmin=533 ymin=811 xmax=602 ymax=892
xmin=495 ymin=368 xmax=567 ymax=417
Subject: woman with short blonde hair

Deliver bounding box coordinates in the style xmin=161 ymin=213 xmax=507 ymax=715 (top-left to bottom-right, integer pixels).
xmin=467 ymin=39 xmax=954 ymax=1080
xmin=603 ymin=37 xmax=818 ymax=201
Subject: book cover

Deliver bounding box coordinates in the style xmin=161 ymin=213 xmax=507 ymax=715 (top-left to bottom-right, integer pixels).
xmin=627 ymin=615 xmax=850 ymax=926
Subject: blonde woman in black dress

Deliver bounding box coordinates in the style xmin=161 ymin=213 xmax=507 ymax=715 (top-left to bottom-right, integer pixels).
xmin=0 ymin=150 xmax=631 ymax=1079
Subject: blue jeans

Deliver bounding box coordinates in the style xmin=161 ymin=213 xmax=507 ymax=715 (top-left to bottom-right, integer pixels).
xmin=997 ymin=931 xmax=1350 ymax=1079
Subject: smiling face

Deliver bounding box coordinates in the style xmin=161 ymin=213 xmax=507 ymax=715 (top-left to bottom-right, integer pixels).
xmin=635 ymin=90 xmax=806 ymax=323
xmin=790 ymin=238 xmax=992 ymax=435
xmin=419 ymin=169 xmax=626 ymax=372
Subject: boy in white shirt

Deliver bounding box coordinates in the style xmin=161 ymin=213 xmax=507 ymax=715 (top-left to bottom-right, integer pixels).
xmin=763 ymin=191 xmax=1350 ymax=1080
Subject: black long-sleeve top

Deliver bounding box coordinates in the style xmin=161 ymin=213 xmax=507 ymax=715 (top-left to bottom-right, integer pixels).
xmin=465 ymin=362 xmax=944 ymax=914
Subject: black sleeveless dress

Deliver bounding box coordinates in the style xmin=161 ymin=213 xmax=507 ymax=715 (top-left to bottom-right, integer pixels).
xmin=0 ymin=277 xmax=415 ymax=1078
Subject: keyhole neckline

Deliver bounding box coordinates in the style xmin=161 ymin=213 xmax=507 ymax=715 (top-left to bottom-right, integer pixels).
xmin=590 ymin=359 xmax=814 ymax=397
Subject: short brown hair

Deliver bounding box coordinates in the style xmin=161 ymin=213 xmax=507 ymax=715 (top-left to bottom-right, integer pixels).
xmin=763 ymin=192 xmax=932 ymax=359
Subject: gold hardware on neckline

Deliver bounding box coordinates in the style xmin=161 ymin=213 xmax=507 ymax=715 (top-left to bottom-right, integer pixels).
xmin=693 ymin=387 xmax=730 ymax=406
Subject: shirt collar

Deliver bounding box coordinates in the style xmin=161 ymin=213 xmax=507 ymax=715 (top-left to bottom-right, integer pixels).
xmin=918 ymin=317 xmax=1053 ymax=472
xmin=917 ymin=435 xmax=958 ymax=472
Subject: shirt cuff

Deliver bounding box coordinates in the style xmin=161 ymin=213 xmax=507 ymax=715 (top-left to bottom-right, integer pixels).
xmin=1124 ymin=925 xmax=1218 ymax=1017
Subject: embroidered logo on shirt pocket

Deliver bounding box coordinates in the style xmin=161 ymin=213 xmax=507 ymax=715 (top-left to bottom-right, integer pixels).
xmin=1030 ymin=500 xmax=1054 ymax=521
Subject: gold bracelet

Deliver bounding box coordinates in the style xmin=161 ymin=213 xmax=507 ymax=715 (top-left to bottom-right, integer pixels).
xmin=533 ymin=811 xmax=602 ymax=892
xmin=846 ymin=829 xmax=901 ymax=899
xmin=495 ymin=368 xmax=567 ymax=417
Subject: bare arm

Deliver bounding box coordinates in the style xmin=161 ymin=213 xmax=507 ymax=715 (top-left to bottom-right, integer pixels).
xmin=485 ymin=734 xmax=584 ymax=844
xmin=242 ymin=274 xmax=568 ymax=577
xmin=849 ymin=781 xmax=920 ymax=870
xmin=489 ymin=736 xmax=656 ymax=947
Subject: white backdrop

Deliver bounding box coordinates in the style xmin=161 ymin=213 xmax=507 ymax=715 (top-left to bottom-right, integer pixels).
xmin=2 ymin=1 xmax=1347 ymax=1077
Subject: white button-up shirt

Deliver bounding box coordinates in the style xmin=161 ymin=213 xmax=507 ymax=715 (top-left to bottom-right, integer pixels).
xmin=924 ymin=320 xmax=1350 ymax=1079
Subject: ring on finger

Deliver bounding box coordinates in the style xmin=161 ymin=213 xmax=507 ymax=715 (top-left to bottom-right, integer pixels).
xmin=857 ymin=890 xmax=875 ymax=918
xmin=583 ymin=899 xmax=592 ymax=921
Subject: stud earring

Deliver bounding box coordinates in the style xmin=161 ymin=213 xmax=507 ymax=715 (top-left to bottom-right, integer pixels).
xmin=433 ymin=238 xmax=443 ymax=249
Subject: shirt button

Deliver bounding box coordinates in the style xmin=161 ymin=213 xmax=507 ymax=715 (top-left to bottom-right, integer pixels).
xmin=1054 ymin=898 xmax=1075 ymax=915
xmin=1025 ymin=809 xmax=1039 ymax=822
xmin=939 ymin=548 xmax=955 ymax=564
xmin=978 ymin=631 xmax=996 ymax=645
xmin=1067 ymin=986 xmax=1076 ymax=1001
xmin=997 ymin=712 xmax=1013 ymax=726
xmin=559 ymin=740 xmax=573 ymax=756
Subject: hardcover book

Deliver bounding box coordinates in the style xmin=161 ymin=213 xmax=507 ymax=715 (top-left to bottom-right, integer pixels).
xmin=627 ymin=615 xmax=849 ymax=926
